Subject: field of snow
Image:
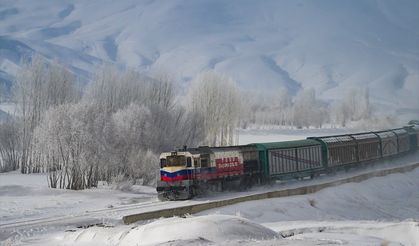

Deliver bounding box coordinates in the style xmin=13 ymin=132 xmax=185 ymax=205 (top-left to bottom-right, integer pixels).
xmin=0 ymin=171 xmax=157 ymax=225
xmin=1 ymin=0 xmax=419 ymax=119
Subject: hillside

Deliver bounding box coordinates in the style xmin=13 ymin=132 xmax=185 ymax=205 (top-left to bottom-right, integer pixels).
xmin=1 ymin=0 xmax=418 ymax=118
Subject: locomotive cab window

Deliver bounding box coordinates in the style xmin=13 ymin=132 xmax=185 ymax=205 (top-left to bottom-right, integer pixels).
xmin=201 ymin=158 xmax=208 ymax=167
xmin=166 ymin=155 xmax=186 ymax=167
xmin=194 ymin=159 xmax=199 ymax=167
xmin=186 ymin=157 xmax=192 ymax=167
xmin=160 ymin=159 xmax=167 ymax=168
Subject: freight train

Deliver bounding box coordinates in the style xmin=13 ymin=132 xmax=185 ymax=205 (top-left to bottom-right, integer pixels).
xmin=157 ymin=123 xmax=419 ymax=200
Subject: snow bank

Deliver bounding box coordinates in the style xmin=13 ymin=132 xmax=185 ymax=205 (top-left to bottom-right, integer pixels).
xmin=45 ymin=215 xmax=278 ymax=246
xmin=24 ymin=218 xmax=419 ymax=246
xmin=267 ymin=220 xmax=419 ymax=246
xmin=200 ymin=167 xmax=419 ymax=222
xmin=122 ymin=215 xmax=278 ymax=245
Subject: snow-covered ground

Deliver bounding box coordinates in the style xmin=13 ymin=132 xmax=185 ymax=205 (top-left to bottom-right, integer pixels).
xmin=1 ymin=128 xmax=419 ymax=245
xmin=0 ymin=171 xmax=157 ymax=225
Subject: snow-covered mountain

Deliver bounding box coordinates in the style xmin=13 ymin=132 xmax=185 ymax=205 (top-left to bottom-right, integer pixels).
xmin=1 ymin=0 xmax=418 ymax=117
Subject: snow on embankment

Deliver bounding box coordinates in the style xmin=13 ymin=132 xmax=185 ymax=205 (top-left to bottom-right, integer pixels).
xmin=200 ymin=167 xmax=419 ymax=222
xmin=122 ymin=215 xmax=278 ymax=245
xmin=38 ymin=215 xmax=278 ymax=246
xmin=267 ymin=220 xmax=419 ymax=246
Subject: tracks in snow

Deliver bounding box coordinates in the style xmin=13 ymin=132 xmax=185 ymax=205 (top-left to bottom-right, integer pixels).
xmin=0 ymin=200 xmax=161 ymax=230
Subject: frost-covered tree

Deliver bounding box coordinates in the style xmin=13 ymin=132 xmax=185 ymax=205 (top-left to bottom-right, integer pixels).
xmin=0 ymin=118 xmax=20 ymax=172
xmin=84 ymin=65 xmax=151 ymax=114
xmin=13 ymin=54 xmax=78 ymax=173
xmin=189 ymin=71 xmax=241 ymax=146
xmin=102 ymin=102 xmax=202 ymax=186
xmin=147 ymin=71 xmax=176 ymax=111
xmin=275 ymin=88 xmax=293 ymax=125
xmin=31 ymin=65 xmax=205 ymax=189
xmin=240 ymin=87 xmax=294 ymax=127
xmin=331 ymin=87 xmax=371 ymax=127
xmin=0 ymin=83 xmax=8 ymax=102
xmin=345 ymin=87 xmax=371 ymax=121
xmin=104 ymin=103 xmax=153 ymax=183
xmin=292 ymin=88 xmax=328 ymax=128
xmin=33 ymin=103 xmax=103 ymax=189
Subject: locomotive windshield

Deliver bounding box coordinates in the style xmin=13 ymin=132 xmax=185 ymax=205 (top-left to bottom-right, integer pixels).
xmin=164 ymin=155 xmax=186 ymax=167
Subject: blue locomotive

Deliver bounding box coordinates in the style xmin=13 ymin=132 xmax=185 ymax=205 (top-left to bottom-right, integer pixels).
xmin=157 ymin=123 xmax=419 ymax=200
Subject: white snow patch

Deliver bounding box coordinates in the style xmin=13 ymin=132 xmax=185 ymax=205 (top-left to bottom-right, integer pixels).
xmin=121 ymin=215 xmax=278 ymax=245
xmin=0 ymin=171 xmax=156 ymax=226
xmin=268 ymin=220 xmax=419 ymax=246
xmin=24 ymin=215 xmax=278 ymax=246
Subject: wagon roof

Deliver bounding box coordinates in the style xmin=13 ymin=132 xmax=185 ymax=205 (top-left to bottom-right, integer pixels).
xmin=251 ymin=139 xmax=321 ymax=150
xmin=176 ymin=145 xmax=245 ymax=155
xmin=405 ymin=125 xmax=419 ymax=134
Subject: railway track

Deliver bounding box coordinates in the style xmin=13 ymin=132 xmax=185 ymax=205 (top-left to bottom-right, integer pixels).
xmin=0 ymin=200 xmax=162 ymax=230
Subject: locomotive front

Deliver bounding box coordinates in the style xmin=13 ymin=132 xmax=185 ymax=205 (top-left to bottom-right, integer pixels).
xmin=156 ymin=146 xmax=248 ymax=200
xmin=157 ymin=150 xmax=196 ymax=200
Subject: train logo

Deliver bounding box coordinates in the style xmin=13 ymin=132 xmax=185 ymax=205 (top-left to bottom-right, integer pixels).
xmin=215 ymin=157 xmax=241 ymax=171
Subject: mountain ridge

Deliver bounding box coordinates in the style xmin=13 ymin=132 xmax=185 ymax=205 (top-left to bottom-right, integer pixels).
xmin=0 ymin=0 xmax=418 ymax=118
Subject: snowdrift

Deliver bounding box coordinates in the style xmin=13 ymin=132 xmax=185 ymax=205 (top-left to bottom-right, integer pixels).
xmin=54 ymin=215 xmax=278 ymax=245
